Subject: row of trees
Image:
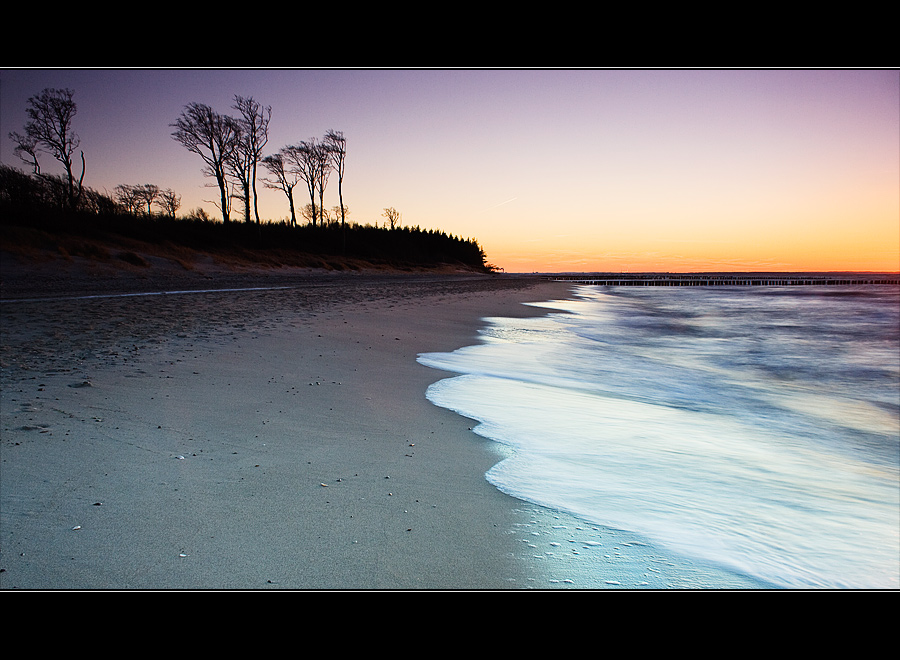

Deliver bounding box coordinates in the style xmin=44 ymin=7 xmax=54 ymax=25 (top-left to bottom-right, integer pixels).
xmin=0 ymin=162 xmax=117 ymax=215
xmin=6 ymin=88 xmax=182 ymax=219
xmin=170 ymin=96 xmax=348 ymax=228
xmin=1 ymin=163 xmax=493 ymax=271
xmin=6 ymin=88 xmax=349 ymax=228
xmin=4 ymin=87 xmax=494 ymax=271
xmin=260 ymin=130 xmax=347 ymax=228
xmin=170 ymin=96 xmax=271 ymax=224
xmin=114 ymin=183 xmax=181 ymax=217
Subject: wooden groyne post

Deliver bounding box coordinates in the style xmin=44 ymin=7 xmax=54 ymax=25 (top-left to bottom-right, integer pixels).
xmin=548 ymin=274 xmax=900 ymax=287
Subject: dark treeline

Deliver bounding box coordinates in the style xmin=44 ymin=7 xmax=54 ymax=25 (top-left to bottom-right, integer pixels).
xmin=0 ymin=164 xmax=492 ymax=271
xmin=2 ymin=87 xmax=495 ymax=272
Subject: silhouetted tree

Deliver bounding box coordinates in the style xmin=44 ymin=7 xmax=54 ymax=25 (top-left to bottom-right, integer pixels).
xmin=8 ymin=88 xmax=85 ymax=211
xmin=186 ymin=207 xmax=211 ymax=222
xmin=283 ymin=139 xmax=329 ymax=226
xmin=324 ymin=130 xmax=346 ymax=228
xmin=382 ymin=207 xmax=401 ymax=229
xmin=299 ymin=203 xmax=317 ymax=225
xmin=315 ymin=141 xmax=331 ymax=224
xmin=171 ymin=102 xmax=241 ymax=223
xmin=330 ymin=205 xmax=349 ymax=226
xmin=0 ymin=163 xmax=44 ymax=208
xmin=157 ymin=188 xmax=181 ymax=218
xmin=114 ymin=183 xmax=164 ymax=215
xmin=262 ymin=151 xmax=300 ymax=226
xmin=226 ymin=134 xmax=253 ymax=223
xmin=114 ymin=184 xmax=142 ymax=214
xmin=135 ymin=183 xmax=160 ymax=215
xmin=232 ymin=96 xmax=271 ymax=224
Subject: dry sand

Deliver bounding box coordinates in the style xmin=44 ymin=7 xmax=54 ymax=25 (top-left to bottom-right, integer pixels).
xmin=3 ymin=252 xmax=609 ymax=589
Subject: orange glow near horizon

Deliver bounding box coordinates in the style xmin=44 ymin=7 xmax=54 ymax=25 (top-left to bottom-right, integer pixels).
xmin=484 ymin=226 xmax=900 ymax=274
xmin=490 ymin=249 xmax=900 ymax=275
xmin=478 ymin=205 xmax=900 ymax=273
xmin=469 ymin=160 xmax=900 ymax=273
xmin=2 ymin=69 xmax=897 ymax=275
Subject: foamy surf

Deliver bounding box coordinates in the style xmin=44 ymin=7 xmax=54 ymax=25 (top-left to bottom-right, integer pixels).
xmin=419 ymin=283 xmax=900 ymax=589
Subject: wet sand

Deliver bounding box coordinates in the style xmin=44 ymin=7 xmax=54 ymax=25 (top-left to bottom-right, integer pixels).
xmin=2 ymin=256 xmax=595 ymax=589
xmin=2 ymin=251 xmax=772 ymax=590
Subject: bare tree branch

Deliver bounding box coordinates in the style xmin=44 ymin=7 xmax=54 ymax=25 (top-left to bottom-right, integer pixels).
xmin=282 ymin=139 xmax=329 ymax=227
xmin=262 ymin=151 xmax=300 ymax=226
xmin=8 ymin=88 xmax=85 ymax=210
xmin=171 ymin=102 xmax=241 ymax=223
xmin=232 ymin=96 xmax=271 ymax=224
xmin=324 ymin=129 xmax=347 ymax=228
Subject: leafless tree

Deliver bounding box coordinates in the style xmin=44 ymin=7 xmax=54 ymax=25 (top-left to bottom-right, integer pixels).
xmin=382 ymin=207 xmax=401 ymax=229
xmin=226 ymin=136 xmax=253 ymax=223
xmin=134 ymin=183 xmax=160 ymax=215
xmin=186 ymin=207 xmax=211 ymax=222
xmin=171 ymin=102 xmax=241 ymax=223
xmin=210 ymin=180 xmax=236 ymax=221
xmin=331 ymin=205 xmax=350 ymax=226
xmin=324 ymin=130 xmax=346 ymax=228
xmin=299 ymin=204 xmax=317 ymax=225
xmin=282 ymin=139 xmax=329 ymax=226
xmin=9 ymin=88 xmax=85 ymax=210
xmin=315 ymin=141 xmax=331 ymax=224
xmin=262 ymin=151 xmax=300 ymax=226
xmin=114 ymin=184 xmax=142 ymax=214
xmin=8 ymin=131 xmax=41 ymax=175
xmin=157 ymin=188 xmax=181 ymax=218
xmin=231 ymin=96 xmax=271 ymax=224
xmin=114 ymin=183 xmax=164 ymax=215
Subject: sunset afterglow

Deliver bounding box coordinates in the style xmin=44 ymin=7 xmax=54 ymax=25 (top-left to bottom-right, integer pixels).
xmin=2 ymin=68 xmax=897 ymax=273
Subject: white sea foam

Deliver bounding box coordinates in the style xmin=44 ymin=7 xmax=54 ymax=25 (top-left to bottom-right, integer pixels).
xmin=418 ymin=284 xmax=900 ymax=589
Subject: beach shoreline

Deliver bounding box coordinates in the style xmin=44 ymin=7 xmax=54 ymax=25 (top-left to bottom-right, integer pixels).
xmin=1 ymin=255 xmax=775 ymax=589
xmin=1 ymin=259 xmax=585 ymax=589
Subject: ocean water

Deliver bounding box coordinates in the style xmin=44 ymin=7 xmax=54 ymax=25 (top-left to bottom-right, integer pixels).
xmin=418 ymin=284 xmax=900 ymax=589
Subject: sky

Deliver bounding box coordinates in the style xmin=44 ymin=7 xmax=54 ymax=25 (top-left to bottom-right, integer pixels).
xmin=1 ymin=68 xmax=897 ymax=273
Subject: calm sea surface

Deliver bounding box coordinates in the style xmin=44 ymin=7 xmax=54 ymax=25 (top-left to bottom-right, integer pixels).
xmin=418 ymin=284 xmax=900 ymax=589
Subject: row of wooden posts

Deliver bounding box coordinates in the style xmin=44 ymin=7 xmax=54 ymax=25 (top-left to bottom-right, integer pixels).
xmin=550 ymin=275 xmax=900 ymax=287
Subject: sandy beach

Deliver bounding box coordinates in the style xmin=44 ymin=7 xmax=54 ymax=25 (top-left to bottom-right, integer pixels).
xmin=2 ymin=252 xmax=773 ymax=590
xmin=2 ymin=251 xmax=597 ymax=589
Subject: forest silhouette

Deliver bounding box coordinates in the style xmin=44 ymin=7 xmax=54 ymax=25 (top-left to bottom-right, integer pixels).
xmin=2 ymin=88 xmax=495 ymax=273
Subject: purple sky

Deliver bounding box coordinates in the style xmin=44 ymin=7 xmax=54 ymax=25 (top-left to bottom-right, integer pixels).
xmin=2 ymin=68 xmax=897 ymax=272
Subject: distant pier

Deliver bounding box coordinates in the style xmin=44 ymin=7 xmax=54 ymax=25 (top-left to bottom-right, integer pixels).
xmin=550 ymin=274 xmax=900 ymax=287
